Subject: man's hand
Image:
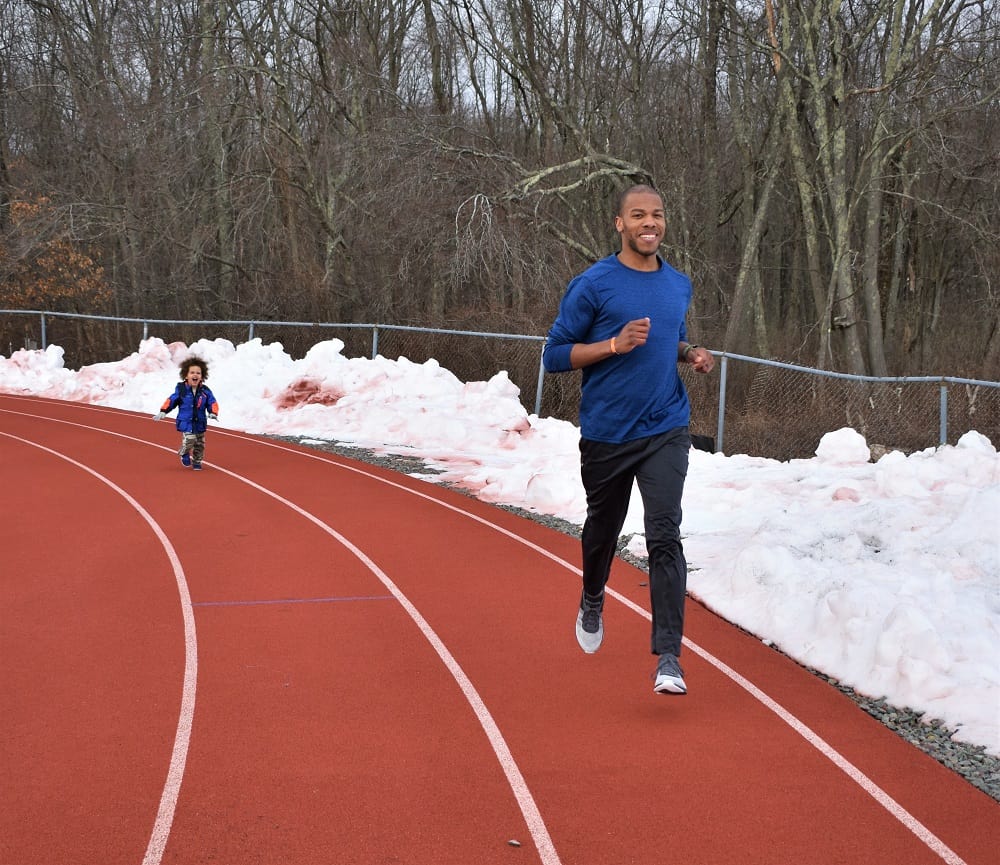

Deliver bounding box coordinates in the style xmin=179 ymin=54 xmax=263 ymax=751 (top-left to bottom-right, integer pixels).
xmin=686 ymin=346 xmax=714 ymax=374
xmin=569 ymin=317 xmax=652 ymax=369
xmin=208 ymin=412 xmax=218 ymax=421
xmin=613 ymin=317 xmax=651 ymax=354
xmin=152 ymin=411 xmax=166 ymax=421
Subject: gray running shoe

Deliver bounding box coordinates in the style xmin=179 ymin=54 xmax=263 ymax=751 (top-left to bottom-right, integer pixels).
xmin=653 ymin=653 xmax=687 ymax=694
xmin=575 ymin=592 xmax=604 ymax=653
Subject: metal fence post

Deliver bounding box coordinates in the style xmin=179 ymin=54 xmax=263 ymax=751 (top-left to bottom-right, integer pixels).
xmin=534 ymin=343 xmax=546 ymax=417
xmin=716 ymin=353 xmax=728 ymax=454
xmin=40 ymin=314 xmax=47 ymax=349
xmin=249 ymin=321 xmax=255 ymax=341
xmin=940 ymin=382 xmax=948 ymax=445
xmin=371 ymin=326 xmax=379 ymax=359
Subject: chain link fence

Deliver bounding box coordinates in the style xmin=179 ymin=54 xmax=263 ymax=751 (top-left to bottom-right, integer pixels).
xmin=681 ymin=356 xmax=1000 ymax=460
xmin=3 ymin=310 xmax=998 ymax=460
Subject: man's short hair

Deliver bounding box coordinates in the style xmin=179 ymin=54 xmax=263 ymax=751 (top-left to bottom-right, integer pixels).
xmin=616 ymin=184 xmax=662 ymax=216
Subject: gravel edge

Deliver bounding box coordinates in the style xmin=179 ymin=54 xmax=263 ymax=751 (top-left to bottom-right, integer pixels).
xmin=278 ymin=436 xmax=1000 ymax=803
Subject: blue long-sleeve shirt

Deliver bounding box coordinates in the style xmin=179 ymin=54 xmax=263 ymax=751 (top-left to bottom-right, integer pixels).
xmin=543 ymin=254 xmax=692 ymax=444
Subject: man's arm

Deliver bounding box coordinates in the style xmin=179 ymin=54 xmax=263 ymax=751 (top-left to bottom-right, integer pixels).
xmin=569 ymin=317 xmax=651 ymax=370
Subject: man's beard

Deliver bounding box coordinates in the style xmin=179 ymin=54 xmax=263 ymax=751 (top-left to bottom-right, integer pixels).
xmin=626 ymin=235 xmax=659 ymax=257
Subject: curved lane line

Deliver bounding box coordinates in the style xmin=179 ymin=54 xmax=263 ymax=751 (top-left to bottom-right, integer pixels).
xmin=232 ymin=431 xmax=971 ymax=865
xmin=2 ymin=405 xmax=970 ymax=865
xmin=0 ymin=411 xmax=562 ymax=865
xmin=0 ymin=432 xmax=197 ymax=865
xmin=203 ymin=467 xmax=563 ymax=865
xmin=609 ymin=592 xmax=969 ymax=865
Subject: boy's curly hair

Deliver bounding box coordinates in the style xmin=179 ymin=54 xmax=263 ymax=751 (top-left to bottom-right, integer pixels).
xmin=179 ymin=356 xmax=210 ymax=380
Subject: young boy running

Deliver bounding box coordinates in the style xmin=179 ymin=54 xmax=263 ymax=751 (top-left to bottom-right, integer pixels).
xmin=154 ymin=356 xmax=220 ymax=470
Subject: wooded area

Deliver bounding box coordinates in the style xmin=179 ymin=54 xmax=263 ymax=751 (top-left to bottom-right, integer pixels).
xmin=1 ymin=0 xmax=998 ymax=378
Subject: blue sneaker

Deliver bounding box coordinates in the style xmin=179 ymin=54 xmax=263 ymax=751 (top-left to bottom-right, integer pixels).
xmin=575 ymin=592 xmax=604 ymax=653
xmin=653 ymin=653 xmax=687 ymax=695
xmin=180 ymin=453 xmax=191 ymax=467
xmin=192 ymin=462 xmax=203 ymax=471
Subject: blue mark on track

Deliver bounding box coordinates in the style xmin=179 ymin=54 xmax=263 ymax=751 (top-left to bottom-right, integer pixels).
xmin=193 ymin=595 xmax=394 ymax=607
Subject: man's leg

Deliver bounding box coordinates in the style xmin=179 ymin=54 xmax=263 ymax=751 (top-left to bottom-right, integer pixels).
xmin=635 ymin=427 xmax=690 ymax=658
xmin=579 ymin=438 xmax=638 ymax=598
xmin=574 ymin=438 xmax=641 ymax=652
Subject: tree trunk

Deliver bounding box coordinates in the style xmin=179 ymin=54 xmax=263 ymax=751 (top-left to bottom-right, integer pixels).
xmin=860 ymin=172 xmax=889 ymax=375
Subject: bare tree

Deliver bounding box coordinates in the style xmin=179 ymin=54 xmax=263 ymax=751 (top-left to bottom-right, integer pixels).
xmin=2 ymin=0 xmax=997 ymax=379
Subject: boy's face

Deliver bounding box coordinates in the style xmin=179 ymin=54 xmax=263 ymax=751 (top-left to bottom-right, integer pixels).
xmin=185 ymin=366 xmax=203 ymax=387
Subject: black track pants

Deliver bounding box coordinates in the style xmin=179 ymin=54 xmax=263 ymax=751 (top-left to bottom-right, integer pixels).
xmin=579 ymin=427 xmax=690 ymax=656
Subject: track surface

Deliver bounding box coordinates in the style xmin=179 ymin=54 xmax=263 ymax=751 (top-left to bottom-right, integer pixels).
xmin=2 ymin=395 xmax=997 ymax=865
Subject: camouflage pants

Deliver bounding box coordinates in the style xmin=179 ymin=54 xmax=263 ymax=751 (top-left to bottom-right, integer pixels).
xmin=179 ymin=432 xmax=206 ymax=463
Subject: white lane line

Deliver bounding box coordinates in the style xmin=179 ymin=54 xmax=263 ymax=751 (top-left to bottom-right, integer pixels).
xmin=0 ymin=432 xmax=197 ymax=865
xmin=201 ymin=464 xmax=563 ymax=865
xmin=1 ymin=411 xmax=562 ymax=865
xmin=609 ymin=592 xmax=969 ymax=865
xmin=241 ymin=432 xmax=970 ymax=865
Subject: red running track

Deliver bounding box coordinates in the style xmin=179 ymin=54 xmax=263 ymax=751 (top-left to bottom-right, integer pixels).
xmin=1 ymin=394 xmax=997 ymax=865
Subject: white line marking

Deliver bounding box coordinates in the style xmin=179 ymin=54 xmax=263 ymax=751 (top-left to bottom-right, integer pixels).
xmin=608 ymin=593 xmax=969 ymax=865
xmin=242 ymin=432 xmax=971 ymax=865
xmin=201 ymin=464 xmax=563 ymax=865
xmin=0 ymin=431 xmax=198 ymax=865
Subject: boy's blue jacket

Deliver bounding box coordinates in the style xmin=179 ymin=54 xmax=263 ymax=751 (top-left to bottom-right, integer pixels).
xmin=160 ymin=383 xmax=219 ymax=433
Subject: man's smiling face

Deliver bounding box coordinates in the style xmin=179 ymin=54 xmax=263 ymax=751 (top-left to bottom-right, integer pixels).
xmin=615 ymin=190 xmax=665 ymax=267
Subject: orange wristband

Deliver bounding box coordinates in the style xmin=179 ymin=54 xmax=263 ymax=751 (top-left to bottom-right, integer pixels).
xmin=609 ymin=337 xmax=618 ymax=354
